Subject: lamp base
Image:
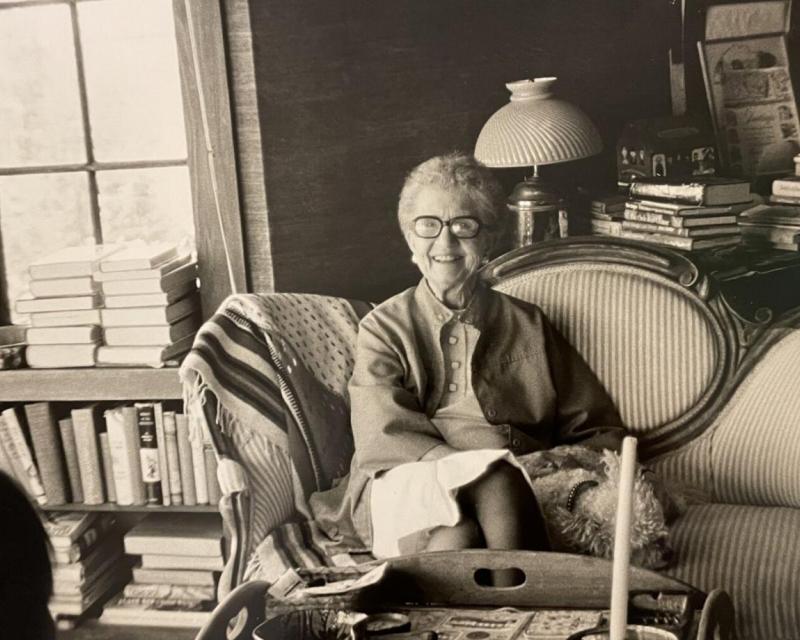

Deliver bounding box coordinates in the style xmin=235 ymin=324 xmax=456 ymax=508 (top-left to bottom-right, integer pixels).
xmin=507 ymin=176 xmax=568 ymax=248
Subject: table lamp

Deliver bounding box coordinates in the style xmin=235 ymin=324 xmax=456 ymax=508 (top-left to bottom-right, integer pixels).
xmin=474 ymin=77 xmax=602 ymax=247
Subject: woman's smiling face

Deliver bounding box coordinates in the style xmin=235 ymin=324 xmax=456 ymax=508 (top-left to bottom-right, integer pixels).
xmin=404 ymin=184 xmax=492 ymax=307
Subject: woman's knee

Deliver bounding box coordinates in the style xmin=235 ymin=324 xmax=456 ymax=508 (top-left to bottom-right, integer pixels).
xmin=425 ymin=518 xmax=483 ymax=551
xmin=468 ymin=461 xmax=530 ymax=503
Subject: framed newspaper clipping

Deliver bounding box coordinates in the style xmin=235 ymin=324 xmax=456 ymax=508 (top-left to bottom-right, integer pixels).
xmin=698 ymin=1 xmax=800 ymax=177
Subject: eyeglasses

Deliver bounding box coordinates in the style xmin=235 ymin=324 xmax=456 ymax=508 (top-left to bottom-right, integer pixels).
xmin=412 ymin=216 xmax=483 ymax=239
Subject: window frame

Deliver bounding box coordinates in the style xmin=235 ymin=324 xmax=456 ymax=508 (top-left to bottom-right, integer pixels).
xmin=0 ymin=0 xmax=246 ymax=324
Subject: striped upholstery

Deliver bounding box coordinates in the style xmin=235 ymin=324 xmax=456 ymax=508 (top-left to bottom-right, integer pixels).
xmin=708 ymin=331 xmax=800 ymax=507
xmin=493 ymin=264 xmax=718 ymax=434
xmin=666 ymin=504 xmax=800 ymax=640
xmin=647 ymin=431 xmax=714 ymax=500
xmin=228 ymin=426 xmax=296 ymax=556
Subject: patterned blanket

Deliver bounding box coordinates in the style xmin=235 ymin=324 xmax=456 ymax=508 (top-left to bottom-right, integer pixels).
xmin=179 ymin=293 xmax=373 ymax=585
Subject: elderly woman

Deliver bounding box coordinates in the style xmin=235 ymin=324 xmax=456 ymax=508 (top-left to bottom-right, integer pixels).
xmin=311 ymin=152 xmax=624 ymax=562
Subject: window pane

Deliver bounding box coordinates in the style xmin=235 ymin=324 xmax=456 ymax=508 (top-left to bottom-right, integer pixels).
xmin=0 ymin=6 xmax=85 ymax=168
xmin=98 ymin=167 xmax=194 ymax=246
xmin=79 ymin=0 xmax=187 ymax=162
xmin=0 ymin=173 xmax=93 ymax=320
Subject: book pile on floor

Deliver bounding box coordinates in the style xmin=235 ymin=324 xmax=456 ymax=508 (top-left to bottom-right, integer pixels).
xmin=738 ymin=173 xmax=800 ymax=251
xmin=45 ymin=512 xmax=131 ymax=622
xmin=591 ymin=177 xmax=752 ymax=251
xmin=0 ymin=401 xmax=221 ymax=508
xmin=99 ymin=513 xmax=223 ymax=628
xmin=15 ymin=241 xmax=199 ymax=368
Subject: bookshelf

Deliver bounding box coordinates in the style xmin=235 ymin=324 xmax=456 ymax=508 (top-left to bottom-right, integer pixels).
xmin=0 ymin=366 xmax=224 ymax=629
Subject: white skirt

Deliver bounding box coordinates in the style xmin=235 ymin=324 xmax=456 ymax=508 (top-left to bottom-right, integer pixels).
xmin=369 ymin=449 xmax=532 ymax=558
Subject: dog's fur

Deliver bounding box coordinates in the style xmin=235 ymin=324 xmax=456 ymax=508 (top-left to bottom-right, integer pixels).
xmin=518 ymin=445 xmax=684 ymax=569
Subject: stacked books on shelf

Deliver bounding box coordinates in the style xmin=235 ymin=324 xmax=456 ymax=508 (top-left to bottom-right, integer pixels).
xmin=99 ymin=513 xmax=222 ymax=628
xmin=0 ymin=401 xmax=220 ymax=508
xmin=44 ymin=512 xmax=132 ymax=620
xmin=14 ymin=241 xmax=199 ymax=368
xmin=591 ymin=177 xmax=752 ymax=251
xmin=97 ymin=244 xmax=199 ymax=368
xmin=19 ymin=244 xmax=121 ymax=369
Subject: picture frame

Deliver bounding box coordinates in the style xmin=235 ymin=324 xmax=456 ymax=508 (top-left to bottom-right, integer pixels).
xmin=698 ymin=1 xmax=800 ymax=177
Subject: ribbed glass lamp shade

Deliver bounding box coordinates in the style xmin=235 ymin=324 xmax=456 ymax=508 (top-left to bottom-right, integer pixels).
xmin=474 ymin=77 xmax=602 ymax=168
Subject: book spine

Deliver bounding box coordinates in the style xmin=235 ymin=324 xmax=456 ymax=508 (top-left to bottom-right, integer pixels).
xmin=0 ymin=416 xmax=30 ymax=493
xmin=122 ymin=583 xmax=215 ymax=601
xmin=58 ymin=418 xmax=84 ymax=503
xmin=136 ymin=403 xmax=163 ymax=505
xmin=769 ymin=194 xmax=800 ymax=205
xmin=189 ymin=422 xmax=208 ymax=505
xmin=111 ymin=595 xmax=209 ymax=610
xmin=0 ymin=433 xmax=18 ymax=481
xmin=772 ymin=178 xmax=800 ymax=198
xmin=616 ymin=228 xmax=693 ymax=249
xmin=203 ymin=442 xmax=221 ymax=507
xmin=99 ymin=432 xmax=117 ymax=503
xmin=590 ymin=219 xmax=623 ymax=236
xmin=162 ymin=411 xmax=183 ymax=505
xmin=629 ymin=182 xmax=704 ymax=205
xmin=122 ymin=406 xmax=146 ymax=505
xmin=104 ymin=407 xmax=135 ymax=505
xmin=1 ymin=407 xmax=47 ymax=505
xmin=622 ymin=220 xmax=689 ymax=237
xmin=624 ymin=208 xmax=682 ymax=227
xmin=153 ymin=403 xmax=171 ymax=506
xmin=174 ymin=414 xmax=196 ymax=506
xmin=741 ymin=225 xmax=800 ymax=244
xmin=71 ymin=406 xmax=105 ymax=504
xmin=132 ymin=567 xmax=215 ymax=586
xmin=52 ymin=515 xmax=116 ymax=558
xmin=24 ymin=402 xmax=68 ymax=505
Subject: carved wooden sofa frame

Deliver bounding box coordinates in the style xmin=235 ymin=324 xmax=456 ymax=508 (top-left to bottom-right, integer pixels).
xmin=191 ymin=238 xmax=800 ymax=640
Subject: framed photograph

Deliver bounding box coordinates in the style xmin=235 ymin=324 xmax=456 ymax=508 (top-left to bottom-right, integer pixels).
xmin=698 ymin=3 xmax=800 ymax=177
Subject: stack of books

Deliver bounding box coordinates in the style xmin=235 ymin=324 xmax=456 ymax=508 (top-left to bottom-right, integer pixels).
xmin=591 ymin=177 xmax=752 ymax=251
xmin=99 ymin=513 xmax=222 ymax=628
xmin=736 ymin=173 xmax=800 ymax=250
xmin=96 ymin=244 xmax=199 ymax=368
xmin=588 ymin=194 xmax=627 ymax=232
xmin=18 ymin=245 xmax=121 ymax=368
xmin=45 ymin=512 xmax=131 ymax=621
xmin=739 ymin=204 xmax=800 ymax=251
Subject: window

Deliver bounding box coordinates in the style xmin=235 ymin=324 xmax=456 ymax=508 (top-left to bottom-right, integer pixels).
xmin=0 ymin=0 xmax=195 ymax=321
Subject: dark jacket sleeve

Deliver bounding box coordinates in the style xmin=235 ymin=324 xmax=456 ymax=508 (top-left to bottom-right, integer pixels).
xmin=348 ymin=316 xmax=451 ymax=475
xmin=540 ymin=313 xmax=627 ymax=451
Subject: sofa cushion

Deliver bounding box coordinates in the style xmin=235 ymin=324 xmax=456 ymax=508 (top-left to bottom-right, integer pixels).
xmin=493 ymin=264 xmax=719 ymax=440
xmin=666 ymin=503 xmax=800 ymax=640
xmin=709 ymin=330 xmax=800 ymax=506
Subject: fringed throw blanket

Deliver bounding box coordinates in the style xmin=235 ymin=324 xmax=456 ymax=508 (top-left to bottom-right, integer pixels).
xmin=179 ymin=293 xmax=373 ymax=584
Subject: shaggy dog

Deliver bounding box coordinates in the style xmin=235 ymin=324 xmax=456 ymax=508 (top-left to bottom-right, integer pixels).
xmin=518 ymin=445 xmax=683 ymax=570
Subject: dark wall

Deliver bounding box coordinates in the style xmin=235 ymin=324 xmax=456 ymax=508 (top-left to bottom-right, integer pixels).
xmin=247 ymin=0 xmax=673 ymax=302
